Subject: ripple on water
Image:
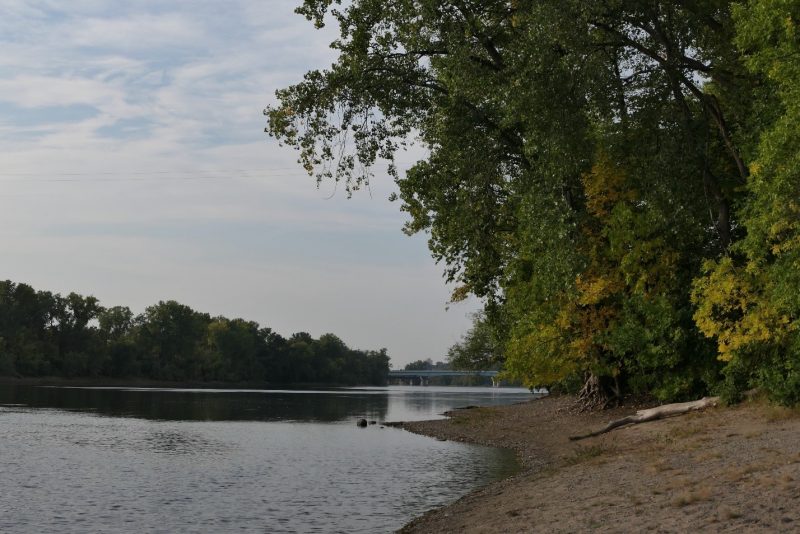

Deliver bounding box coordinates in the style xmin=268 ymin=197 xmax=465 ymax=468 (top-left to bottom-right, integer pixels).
xmin=139 ymin=428 xmax=229 ymax=456
xmin=0 ymin=386 xmax=525 ymax=533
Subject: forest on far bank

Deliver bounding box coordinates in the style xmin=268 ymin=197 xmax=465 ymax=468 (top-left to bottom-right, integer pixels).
xmin=0 ymin=280 xmax=390 ymax=386
xmin=269 ymin=0 xmax=800 ymax=407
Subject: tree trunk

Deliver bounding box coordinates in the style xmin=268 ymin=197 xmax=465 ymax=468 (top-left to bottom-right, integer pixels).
xmin=576 ymin=373 xmax=614 ymax=412
xmin=569 ymin=396 xmax=720 ymax=441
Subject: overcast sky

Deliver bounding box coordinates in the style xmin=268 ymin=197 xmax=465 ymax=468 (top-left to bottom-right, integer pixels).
xmin=0 ymin=0 xmax=479 ymax=366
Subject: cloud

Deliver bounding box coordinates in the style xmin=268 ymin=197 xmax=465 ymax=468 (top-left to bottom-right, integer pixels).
xmin=67 ymin=13 xmax=204 ymax=51
xmin=0 ymin=0 xmax=473 ymax=365
xmin=0 ymin=75 xmax=128 ymax=110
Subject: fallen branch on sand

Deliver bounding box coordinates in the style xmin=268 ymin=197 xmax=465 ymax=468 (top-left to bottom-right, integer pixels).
xmin=569 ymin=397 xmax=720 ymax=441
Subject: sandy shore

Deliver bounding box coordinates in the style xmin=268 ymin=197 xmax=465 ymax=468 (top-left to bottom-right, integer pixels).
xmin=399 ymin=394 xmax=800 ymax=533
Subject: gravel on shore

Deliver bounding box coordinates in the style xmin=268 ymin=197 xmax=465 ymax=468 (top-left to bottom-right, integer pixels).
xmin=399 ymin=394 xmax=800 ymax=533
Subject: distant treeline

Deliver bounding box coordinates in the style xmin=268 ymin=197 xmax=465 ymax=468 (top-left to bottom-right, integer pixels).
xmin=0 ymin=280 xmax=390 ymax=385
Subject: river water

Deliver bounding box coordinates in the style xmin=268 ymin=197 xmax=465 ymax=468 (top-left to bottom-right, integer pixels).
xmin=0 ymin=385 xmax=535 ymax=533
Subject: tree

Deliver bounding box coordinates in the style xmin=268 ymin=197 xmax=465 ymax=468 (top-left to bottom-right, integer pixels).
xmin=447 ymin=312 xmax=503 ymax=371
xmin=692 ymin=0 xmax=800 ymax=405
xmin=267 ymin=1 xmax=761 ymax=405
xmin=0 ymin=281 xmax=58 ymax=376
xmin=404 ymin=358 xmax=434 ymax=371
xmin=134 ymin=301 xmax=211 ymax=381
xmin=99 ymin=306 xmax=134 ymax=341
xmin=203 ymin=317 xmax=267 ymax=381
xmin=50 ymin=292 xmax=103 ymax=376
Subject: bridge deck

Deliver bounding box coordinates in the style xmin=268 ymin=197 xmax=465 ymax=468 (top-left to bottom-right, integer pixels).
xmin=387 ymin=370 xmax=498 ymax=378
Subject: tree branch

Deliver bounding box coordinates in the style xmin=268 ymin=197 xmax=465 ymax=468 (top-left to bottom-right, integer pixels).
xmin=569 ymin=397 xmax=720 ymax=441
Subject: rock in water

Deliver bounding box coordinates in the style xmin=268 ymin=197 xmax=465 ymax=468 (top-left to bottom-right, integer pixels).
xmin=357 ymin=418 xmax=368 ymax=427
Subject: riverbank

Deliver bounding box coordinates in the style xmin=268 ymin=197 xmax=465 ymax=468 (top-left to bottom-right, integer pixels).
xmin=0 ymin=376 xmax=381 ymax=389
xmin=400 ymin=394 xmax=800 ymax=532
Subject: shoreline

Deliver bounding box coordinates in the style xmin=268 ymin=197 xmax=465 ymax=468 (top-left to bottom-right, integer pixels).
xmin=398 ymin=394 xmax=800 ymax=532
xmin=0 ymin=376 xmax=384 ymax=390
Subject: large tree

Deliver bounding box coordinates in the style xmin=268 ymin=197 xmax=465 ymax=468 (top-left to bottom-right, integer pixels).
xmin=267 ymin=0 xmax=769 ymax=405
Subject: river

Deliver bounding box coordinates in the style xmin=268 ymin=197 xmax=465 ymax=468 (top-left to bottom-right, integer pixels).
xmin=0 ymin=384 xmax=535 ymax=533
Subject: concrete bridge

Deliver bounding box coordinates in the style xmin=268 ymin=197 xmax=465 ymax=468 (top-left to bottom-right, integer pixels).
xmin=387 ymin=369 xmax=500 ymax=386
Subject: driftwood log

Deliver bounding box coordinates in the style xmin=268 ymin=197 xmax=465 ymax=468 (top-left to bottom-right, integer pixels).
xmin=569 ymin=396 xmax=720 ymax=441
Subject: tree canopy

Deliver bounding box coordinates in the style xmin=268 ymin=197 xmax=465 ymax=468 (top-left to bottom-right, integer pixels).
xmin=267 ymin=0 xmax=800 ymax=405
xmin=0 ymin=280 xmax=389 ymax=386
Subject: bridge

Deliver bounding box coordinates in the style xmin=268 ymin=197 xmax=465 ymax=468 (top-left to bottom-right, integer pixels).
xmin=387 ymin=369 xmax=500 ymax=386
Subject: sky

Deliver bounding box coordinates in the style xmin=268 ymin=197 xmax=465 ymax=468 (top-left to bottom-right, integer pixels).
xmin=0 ymin=0 xmax=480 ymax=367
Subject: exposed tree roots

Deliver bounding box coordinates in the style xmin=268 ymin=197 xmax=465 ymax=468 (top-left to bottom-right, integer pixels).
xmin=569 ymin=396 xmax=720 ymax=441
xmin=576 ymin=373 xmax=619 ymax=412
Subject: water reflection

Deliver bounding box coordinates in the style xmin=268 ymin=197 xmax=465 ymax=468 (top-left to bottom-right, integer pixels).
xmin=0 ymin=385 xmax=390 ymax=422
xmin=0 ymin=385 xmax=534 ymax=533
xmin=381 ymin=386 xmax=537 ymax=421
xmin=0 ymin=385 xmax=536 ymax=423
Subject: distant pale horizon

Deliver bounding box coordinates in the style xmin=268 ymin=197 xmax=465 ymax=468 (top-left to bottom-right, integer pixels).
xmin=0 ymin=0 xmax=479 ymax=366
